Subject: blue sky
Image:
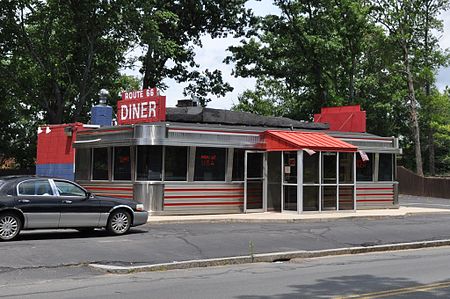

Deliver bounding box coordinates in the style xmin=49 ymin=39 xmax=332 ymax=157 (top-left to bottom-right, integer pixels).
xmin=124 ymin=0 xmax=450 ymax=109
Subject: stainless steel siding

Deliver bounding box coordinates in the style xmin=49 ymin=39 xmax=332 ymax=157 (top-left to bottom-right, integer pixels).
xmin=162 ymin=183 xmax=244 ymax=215
xmin=356 ymin=182 xmax=396 ymax=209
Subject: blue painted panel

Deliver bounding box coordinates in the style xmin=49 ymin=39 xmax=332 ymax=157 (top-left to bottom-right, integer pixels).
xmin=36 ymin=163 xmax=74 ymax=180
xmin=91 ymin=105 xmax=113 ymax=126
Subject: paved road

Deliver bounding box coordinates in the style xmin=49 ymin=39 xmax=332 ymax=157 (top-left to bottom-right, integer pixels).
xmin=3 ymin=246 xmax=450 ymax=298
xmin=400 ymin=194 xmax=450 ymax=209
xmin=3 ymin=212 xmax=450 ymax=271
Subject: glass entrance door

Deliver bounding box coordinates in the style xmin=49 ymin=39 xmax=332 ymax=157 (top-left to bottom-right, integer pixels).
xmin=244 ymin=151 xmax=266 ymax=212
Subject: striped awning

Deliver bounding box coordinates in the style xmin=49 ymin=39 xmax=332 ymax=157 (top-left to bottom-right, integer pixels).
xmin=264 ymin=130 xmax=357 ymax=152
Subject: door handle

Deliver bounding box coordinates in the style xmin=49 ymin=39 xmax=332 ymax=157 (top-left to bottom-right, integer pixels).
xmin=18 ymin=199 xmax=30 ymax=203
xmin=62 ymin=200 xmax=73 ymax=204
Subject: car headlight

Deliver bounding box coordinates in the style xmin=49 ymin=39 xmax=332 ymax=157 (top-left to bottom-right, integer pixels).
xmin=135 ymin=204 xmax=145 ymax=211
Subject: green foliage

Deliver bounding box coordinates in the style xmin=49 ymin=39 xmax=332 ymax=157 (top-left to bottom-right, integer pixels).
xmin=125 ymin=0 xmax=251 ymax=104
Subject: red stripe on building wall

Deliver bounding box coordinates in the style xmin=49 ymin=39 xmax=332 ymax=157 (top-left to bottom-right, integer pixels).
xmin=164 ymin=201 xmax=243 ymax=207
xmin=95 ymin=194 xmax=133 ymax=199
xmin=356 ymin=187 xmax=393 ymax=191
xmin=356 ymin=193 xmax=394 ymax=197
xmin=165 ymin=194 xmax=244 ymax=200
xmin=356 ymin=199 xmax=393 ymax=202
xmin=86 ymin=187 xmax=133 ymax=192
xmin=165 ymin=188 xmax=244 ymax=192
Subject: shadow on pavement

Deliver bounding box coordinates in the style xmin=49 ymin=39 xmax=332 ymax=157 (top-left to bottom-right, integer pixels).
xmin=14 ymin=228 xmax=148 ymax=242
xmin=238 ymin=275 xmax=450 ymax=298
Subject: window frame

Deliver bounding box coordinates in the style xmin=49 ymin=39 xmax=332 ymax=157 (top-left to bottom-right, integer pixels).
xmin=164 ymin=146 xmax=189 ymax=182
xmin=91 ymin=147 xmax=110 ymax=182
xmin=16 ymin=179 xmax=55 ymax=197
xmin=52 ymin=179 xmax=88 ymax=197
xmin=112 ymin=146 xmax=132 ymax=182
xmin=193 ymin=147 xmax=228 ymax=182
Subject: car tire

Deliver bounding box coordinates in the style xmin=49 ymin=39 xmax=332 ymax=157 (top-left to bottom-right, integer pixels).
xmin=107 ymin=210 xmax=131 ymax=235
xmin=0 ymin=213 xmax=22 ymax=241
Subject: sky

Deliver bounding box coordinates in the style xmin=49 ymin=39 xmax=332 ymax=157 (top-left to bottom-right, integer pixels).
xmin=123 ymin=0 xmax=450 ymax=109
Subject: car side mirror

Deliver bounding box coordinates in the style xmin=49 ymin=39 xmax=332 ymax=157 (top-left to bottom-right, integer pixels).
xmin=86 ymin=192 xmax=95 ymax=200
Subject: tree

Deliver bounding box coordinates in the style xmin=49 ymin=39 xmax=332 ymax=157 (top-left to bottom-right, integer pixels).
xmin=9 ymin=0 xmax=129 ymax=124
xmin=125 ymin=0 xmax=251 ymax=105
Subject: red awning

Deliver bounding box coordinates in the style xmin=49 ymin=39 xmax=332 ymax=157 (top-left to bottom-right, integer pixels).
xmin=264 ymin=130 xmax=357 ymax=152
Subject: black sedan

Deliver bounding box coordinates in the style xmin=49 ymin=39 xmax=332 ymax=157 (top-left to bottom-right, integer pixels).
xmin=0 ymin=176 xmax=148 ymax=241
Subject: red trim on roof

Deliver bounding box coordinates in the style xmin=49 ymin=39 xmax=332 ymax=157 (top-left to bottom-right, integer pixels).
xmin=263 ymin=130 xmax=358 ymax=152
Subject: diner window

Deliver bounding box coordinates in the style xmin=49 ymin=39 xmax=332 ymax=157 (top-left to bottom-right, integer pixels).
xmin=164 ymin=146 xmax=188 ymax=181
xmin=322 ymin=152 xmax=337 ymax=184
xmin=283 ymin=152 xmax=297 ymax=184
xmin=339 ymin=153 xmax=353 ymax=184
xmin=114 ymin=147 xmax=131 ymax=181
xmin=75 ymin=148 xmax=91 ymax=180
xmin=303 ymin=152 xmax=319 ymax=184
xmin=378 ymin=153 xmax=393 ymax=181
xmin=92 ymin=148 xmax=109 ymax=180
xmin=356 ymin=153 xmax=374 ymax=181
xmin=136 ymin=146 xmax=163 ymax=181
xmin=232 ymin=149 xmax=245 ymax=181
xmin=194 ymin=147 xmax=226 ymax=181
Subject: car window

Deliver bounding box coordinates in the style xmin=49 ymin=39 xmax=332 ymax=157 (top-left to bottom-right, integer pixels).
xmin=54 ymin=181 xmax=86 ymax=197
xmin=18 ymin=180 xmax=54 ymax=196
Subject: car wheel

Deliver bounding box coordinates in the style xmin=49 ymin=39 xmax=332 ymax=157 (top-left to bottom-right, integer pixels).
xmin=107 ymin=210 xmax=131 ymax=235
xmin=0 ymin=213 xmax=21 ymax=241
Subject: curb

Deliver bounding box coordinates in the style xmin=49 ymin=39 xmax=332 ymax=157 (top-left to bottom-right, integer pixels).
xmin=89 ymin=239 xmax=450 ymax=274
xmin=145 ymin=211 xmax=450 ymax=225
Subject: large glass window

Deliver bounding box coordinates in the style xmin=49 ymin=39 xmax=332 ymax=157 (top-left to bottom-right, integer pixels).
xmin=164 ymin=146 xmax=188 ymax=181
xmin=339 ymin=186 xmax=354 ymax=210
xmin=92 ymin=148 xmax=109 ymax=180
xmin=232 ymin=149 xmax=245 ymax=181
xmin=136 ymin=146 xmax=163 ymax=181
xmin=339 ymin=153 xmax=354 ymax=184
xmin=303 ymin=152 xmax=319 ymax=184
xmin=303 ymin=186 xmax=319 ymax=211
xmin=75 ymin=148 xmax=91 ymax=180
xmin=322 ymin=152 xmax=337 ymax=184
xmin=322 ymin=186 xmax=337 ymax=210
xmin=194 ymin=147 xmax=226 ymax=181
xmin=283 ymin=185 xmax=297 ymax=211
xmin=356 ymin=153 xmax=374 ymax=181
xmin=114 ymin=147 xmax=131 ymax=181
xmin=378 ymin=154 xmax=393 ymax=181
xmin=283 ymin=152 xmax=297 ymax=184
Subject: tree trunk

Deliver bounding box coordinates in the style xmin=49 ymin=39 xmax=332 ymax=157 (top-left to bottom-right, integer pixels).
xmin=428 ymin=126 xmax=435 ymax=175
xmin=403 ymin=44 xmax=424 ymax=176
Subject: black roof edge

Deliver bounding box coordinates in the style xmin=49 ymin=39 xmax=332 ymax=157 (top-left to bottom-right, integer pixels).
xmin=166 ymin=107 xmax=329 ymax=130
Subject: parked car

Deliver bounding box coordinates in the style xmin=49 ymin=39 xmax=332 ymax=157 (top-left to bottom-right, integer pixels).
xmin=0 ymin=176 xmax=148 ymax=241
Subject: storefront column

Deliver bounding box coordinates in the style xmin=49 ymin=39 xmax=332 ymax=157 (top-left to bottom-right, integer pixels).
xmin=297 ymin=150 xmax=303 ymax=213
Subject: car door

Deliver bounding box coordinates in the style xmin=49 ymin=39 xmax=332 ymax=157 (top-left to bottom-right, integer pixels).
xmin=53 ymin=180 xmax=102 ymax=228
xmin=15 ymin=179 xmax=61 ymax=229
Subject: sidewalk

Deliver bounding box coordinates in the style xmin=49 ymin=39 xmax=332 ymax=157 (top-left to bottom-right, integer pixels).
xmin=147 ymin=206 xmax=450 ymax=224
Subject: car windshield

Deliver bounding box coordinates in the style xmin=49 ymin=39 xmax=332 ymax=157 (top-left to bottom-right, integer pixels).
xmin=0 ymin=180 xmax=4 ymax=188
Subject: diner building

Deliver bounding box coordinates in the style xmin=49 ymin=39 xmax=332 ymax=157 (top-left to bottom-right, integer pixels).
xmin=63 ymin=96 xmax=400 ymax=216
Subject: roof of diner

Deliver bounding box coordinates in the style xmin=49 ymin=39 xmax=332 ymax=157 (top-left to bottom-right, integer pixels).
xmin=166 ymin=107 xmax=328 ymax=130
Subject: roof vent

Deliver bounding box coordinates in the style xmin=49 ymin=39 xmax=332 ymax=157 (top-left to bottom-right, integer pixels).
xmin=176 ymin=98 xmax=200 ymax=108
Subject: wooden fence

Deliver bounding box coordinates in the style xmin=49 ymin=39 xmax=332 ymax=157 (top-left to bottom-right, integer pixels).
xmin=397 ymin=166 xmax=450 ymax=199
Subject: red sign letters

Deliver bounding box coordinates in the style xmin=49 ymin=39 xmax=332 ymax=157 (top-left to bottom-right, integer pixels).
xmin=117 ymin=88 xmax=166 ymax=125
